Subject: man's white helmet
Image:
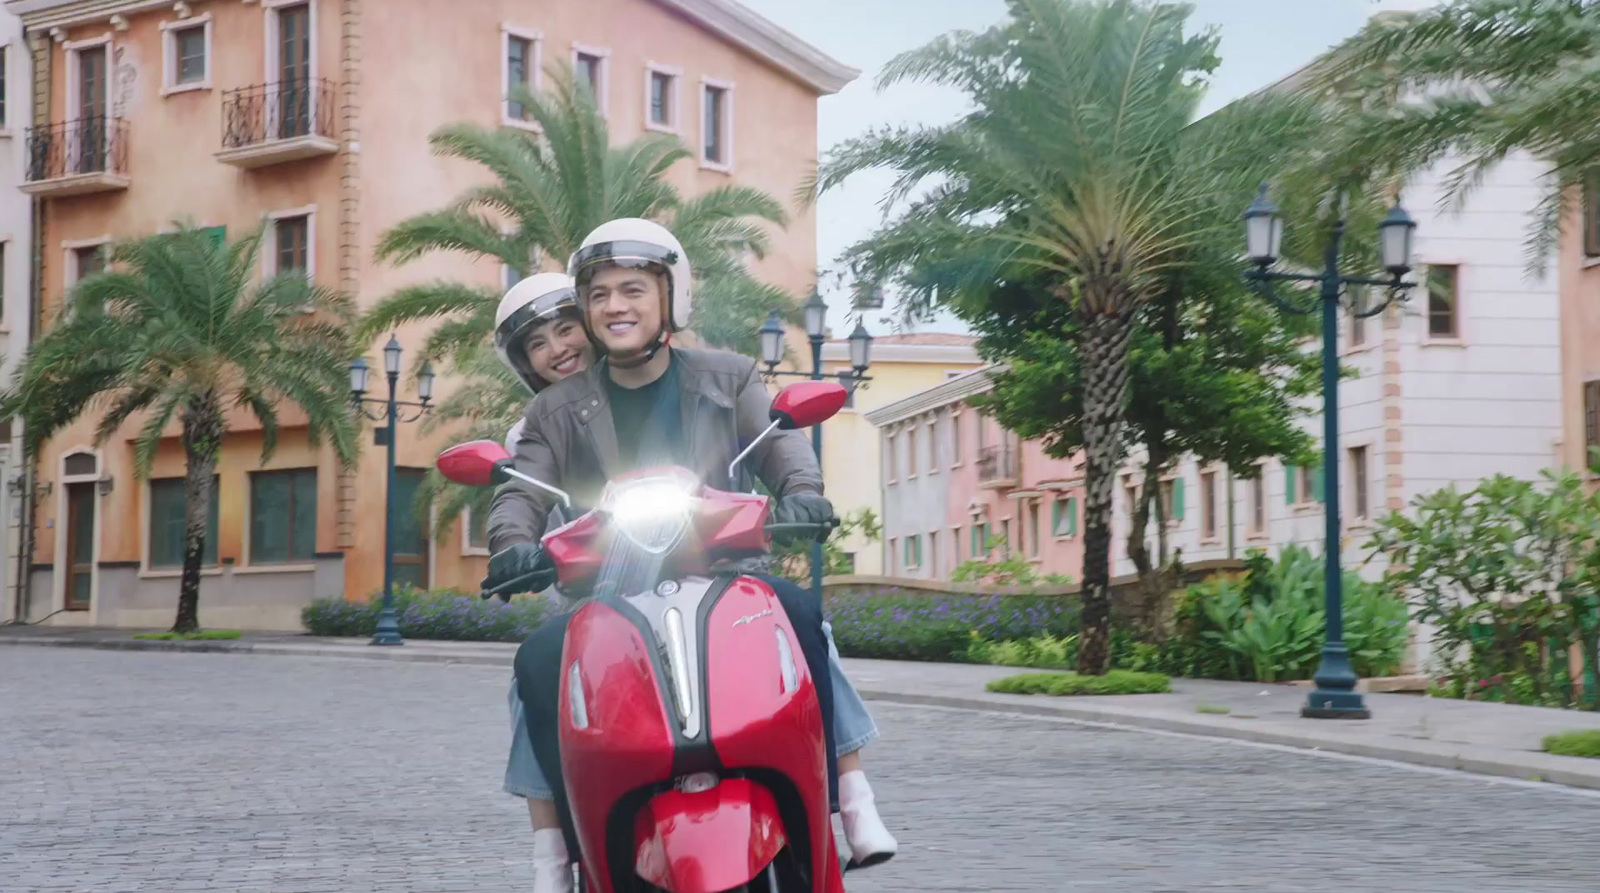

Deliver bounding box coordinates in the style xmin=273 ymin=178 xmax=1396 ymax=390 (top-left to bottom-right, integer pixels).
xmin=493 ymin=272 xmax=580 ymax=394
xmin=568 ymin=219 xmax=693 ymax=365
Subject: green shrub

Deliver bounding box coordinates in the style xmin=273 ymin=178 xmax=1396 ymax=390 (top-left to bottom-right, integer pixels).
xmin=1544 ymin=729 xmax=1600 ymax=758
xmin=988 ymin=669 xmax=1171 ymax=696
xmin=131 ymin=629 xmax=243 ymax=641
xmin=825 ymin=590 xmax=1076 ymax=662
xmin=965 ymin=632 xmax=1077 ymax=669
xmin=301 ymin=587 xmax=555 ymax=642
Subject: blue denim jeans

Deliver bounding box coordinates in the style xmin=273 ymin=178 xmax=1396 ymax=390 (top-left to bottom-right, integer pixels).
xmin=504 ymin=620 xmax=878 ymax=799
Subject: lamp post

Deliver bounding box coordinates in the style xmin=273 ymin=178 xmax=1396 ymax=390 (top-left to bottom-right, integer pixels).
xmin=1242 ymin=184 xmax=1417 ymax=719
xmin=349 ymin=335 xmax=435 ymax=646
xmin=757 ymin=291 xmax=874 ymax=600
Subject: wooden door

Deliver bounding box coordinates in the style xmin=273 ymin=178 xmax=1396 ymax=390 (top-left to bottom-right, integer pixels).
xmin=64 ymin=482 xmax=95 ymax=609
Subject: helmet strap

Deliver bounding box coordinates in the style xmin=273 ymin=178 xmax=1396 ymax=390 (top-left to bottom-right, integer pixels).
xmin=605 ymin=329 xmax=670 ymax=369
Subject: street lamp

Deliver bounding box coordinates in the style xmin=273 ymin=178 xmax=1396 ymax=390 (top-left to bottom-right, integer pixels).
xmin=756 ymin=293 xmax=874 ymax=600
xmin=350 ymin=336 xmax=435 ymax=646
xmin=1243 ymin=184 xmax=1416 ymax=720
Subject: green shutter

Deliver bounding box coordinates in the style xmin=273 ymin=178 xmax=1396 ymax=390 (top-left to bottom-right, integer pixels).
xmin=1285 ymin=463 xmax=1297 ymax=505
xmin=202 ymin=225 xmax=226 ymax=248
xmin=1312 ymin=463 xmax=1326 ymax=502
xmin=1051 ymin=499 xmax=1061 ymax=536
xmin=1173 ymin=477 xmax=1185 ymax=521
xmin=1067 ymin=498 xmax=1078 ymax=536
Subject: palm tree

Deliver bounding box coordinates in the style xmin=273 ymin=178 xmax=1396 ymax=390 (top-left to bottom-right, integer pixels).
xmin=2 ymin=224 xmax=360 ymax=633
xmin=816 ymin=0 xmax=1328 ymax=672
xmin=1304 ymin=0 xmax=1600 ymax=266
xmin=360 ymin=66 xmax=794 ymax=363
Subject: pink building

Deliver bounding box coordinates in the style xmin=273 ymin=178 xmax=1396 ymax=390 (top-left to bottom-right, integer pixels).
xmin=864 ymin=367 xmax=1086 ymax=581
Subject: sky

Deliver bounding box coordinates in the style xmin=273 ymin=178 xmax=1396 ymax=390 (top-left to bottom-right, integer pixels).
xmin=734 ymin=0 xmax=1436 ymax=335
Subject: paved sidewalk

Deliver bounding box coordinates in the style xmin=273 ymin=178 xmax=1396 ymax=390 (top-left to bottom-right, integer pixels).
xmin=7 ymin=624 xmax=1600 ymax=791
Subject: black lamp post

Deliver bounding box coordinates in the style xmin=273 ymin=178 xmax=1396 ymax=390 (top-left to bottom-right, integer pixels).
xmin=349 ymin=335 xmax=435 ymax=646
xmin=757 ymin=291 xmax=874 ymax=600
xmin=1242 ymin=184 xmax=1417 ymax=719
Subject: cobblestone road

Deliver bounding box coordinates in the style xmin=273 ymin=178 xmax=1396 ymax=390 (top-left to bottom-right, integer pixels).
xmin=3 ymin=649 xmax=1597 ymax=892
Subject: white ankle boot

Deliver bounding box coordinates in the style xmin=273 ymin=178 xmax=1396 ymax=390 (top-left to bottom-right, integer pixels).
xmin=839 ymin=770 xmax=897 ymax=868
xmin=531 ymin=828 xmax=573 ymax=893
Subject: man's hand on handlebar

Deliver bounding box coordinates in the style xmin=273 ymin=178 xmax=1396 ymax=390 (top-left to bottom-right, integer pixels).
xmin=481 ymin=542 xmax=556 ymax=601
xmin=770 ymin=492 xmax=838 ymax=544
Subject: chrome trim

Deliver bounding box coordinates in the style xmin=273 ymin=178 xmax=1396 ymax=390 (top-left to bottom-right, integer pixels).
xmin=728 ymin=418 xmax=781 ymax=491
xmin=774 ymin=626 xmax=797 ymax=694
xmin=663 ymin=607 xmax=694 ymax=729
xmin=567 ymin=661 xmax=589 ymax=730
xmin=622 ymin=575 xmax=716 ymax=740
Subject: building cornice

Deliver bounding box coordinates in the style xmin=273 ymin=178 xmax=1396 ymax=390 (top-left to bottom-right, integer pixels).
xmin=820 ymin=342 xmax=980 ymax=365
xmin=655 ymin=0 xmax=858 ymax=95
xmin=864 ymin=365 xmax=1005 ymax=427
xmin=7 ymin=0 xmax=172 ymax=31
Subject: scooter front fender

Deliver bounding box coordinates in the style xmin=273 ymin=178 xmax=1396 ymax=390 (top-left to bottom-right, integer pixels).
xmin=632 ymin=779 xmax=786 ymax=893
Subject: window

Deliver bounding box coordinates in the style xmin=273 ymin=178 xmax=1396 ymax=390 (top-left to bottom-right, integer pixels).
xmin=1350 ymin=446 xmax=1370 ymax=522
xmin=1250 ymin=469 xmax=1266 ymax=534
xmin=927 ymin=531 xmax=939 ymax=574
xmin=1349 ymin=285 xmax=1370 ymax=347
xmin=839 ymin=552 xmax=856 ymax=575
xmin=465 ymin=509 xmax=488 ymax=551
xmin=1027 ymin=500 xmax=1041 ymax=557
xmin=950 ymin=410 xmax=962 ymax=465
xmin=73 ymin=244 xmax=106 ymax=284
xmin=162 ymin=17 xmax=211 ymax=93
xmin=0 ymin=242 xmax=6 ymax=327
xmin=903 ymin=534 xmax=922 ymax=570
xmin=503 ymin=28 xmax=539 ymax=122
xmin=969 ymin=523 xmax=986 ymax=558
xmin=1587 ymin=174 xmax=1600 ymax=258
xmin=1287 ymin=462 xmax=1322 ymax=506
xmin=906 ymin=426 xmax=918 ymax=478
xmin=0 ymin=45 xmax=8 ymax=128
xmin=1586 ymin=381 xmax=1600 ymax=452
xmin=648 ymin=69 xmax=676 ymax=129
xmin=926 ymin=421 xmax=938 ymax=474
xmin=885 ymin=433 xmax=897 ymax=481
xmin=1052 ymin=497 xmax=1077 ymax=538
xmin=392 ymin=469 xmax=430 ymax=590
xmin=887 ymin=538 xmax=896 ymax=573
xmin=149 ymin=477 xmax=219 ymax=569
xmin=273 ymin=214 xmax=310 ymax=278
xmin=1000 ymin=519 xmax=1012 ymax=556
xmin=1427 ymin=264 xmax=1460 ymax=339
xmin=249 ymin=469 xmax=317 ymax=563
xmin=1200 ymin=471 xmax=1217 ymax=540
xmin=1159 ymin=478 xmax=1184 ymax=524
xmin=274 ymin=3 xmax=311 ymax=137
xmin=702 ymin=81 xmax=731 ymax=168
xmin=573 ymin=48 xmax=608 ymax=112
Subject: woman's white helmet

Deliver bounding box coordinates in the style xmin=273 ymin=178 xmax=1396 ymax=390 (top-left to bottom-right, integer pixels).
xmin=493 ymin=272 xmax=580 ymax=393
xmin=568 ymin=218 xmax=692 ymax=366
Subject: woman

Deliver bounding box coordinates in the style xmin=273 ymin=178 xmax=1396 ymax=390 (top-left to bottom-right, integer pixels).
xmin=491 ymin=270 xmax=896 ymax=893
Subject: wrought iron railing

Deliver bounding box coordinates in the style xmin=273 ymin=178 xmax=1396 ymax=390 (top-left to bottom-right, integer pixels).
xmin=977 ymin=445 xmax=1018 ymax=484
xmin=221 ymin=78 xmax=337 ymax=149
xmin=25 ymin=117 xmax=129 ymax=182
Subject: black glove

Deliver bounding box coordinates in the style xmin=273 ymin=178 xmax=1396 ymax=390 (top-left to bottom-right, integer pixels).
xmin=771 ymin=492 xmax=837 ymax=542
xmin=481 ymin=542 xmax=556 ymax=601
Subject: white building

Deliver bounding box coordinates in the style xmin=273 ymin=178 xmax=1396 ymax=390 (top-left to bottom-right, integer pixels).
xmin=1115 ymin=150 xmax=1562 ymax=668
xmin=0 ymin=12 xmax=33 ymax=625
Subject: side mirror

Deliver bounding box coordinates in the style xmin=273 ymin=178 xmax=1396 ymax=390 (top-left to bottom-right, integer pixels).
xmin=770 ymin=380 xmax=848 ymax=430
xmin=437 ymin=440 xmax=514 ymax=487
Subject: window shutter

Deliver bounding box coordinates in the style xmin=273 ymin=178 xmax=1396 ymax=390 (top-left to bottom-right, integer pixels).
xmin=1285 ymin=463 xmax=1297 ymax=505
xmin=1051 ymin=499 xmax=1061 ymax=536
xmin=203 ymin=225 xmax=226 ymax=248
xmin=1066 ymin=498 xmax=1078 ymax=536
xmin=1587 ymin=381 xmax=1600 ymax=452
xmin=1586 ymin=174 xmax=1600 ymax=258
xmin=1172 ymin=477 xmax=1185 ymax=521
xmin=1312 ymin=463 xmax=1326 ymax=502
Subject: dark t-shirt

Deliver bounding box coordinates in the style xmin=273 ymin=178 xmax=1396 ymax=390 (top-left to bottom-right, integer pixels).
xmin=605 ymin=355 xmax=685 ymax=470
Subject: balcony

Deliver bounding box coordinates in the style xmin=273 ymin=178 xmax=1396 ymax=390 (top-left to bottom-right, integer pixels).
xmin=976 ymin=445 xmax=1018 ymax=489
xmin=217 ymin=78 xmax=339 ymax=168
xmin=22 ymin=118 xmax=131 ymax=197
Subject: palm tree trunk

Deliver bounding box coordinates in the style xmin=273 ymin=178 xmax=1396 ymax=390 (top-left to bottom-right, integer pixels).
xmin=172 ymin=395 xmax=222 ymax=634
xmin=1076 ymin=309 xmax=1133 ymax=676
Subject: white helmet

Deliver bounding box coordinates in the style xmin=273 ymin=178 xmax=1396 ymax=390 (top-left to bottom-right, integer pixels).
xmin=568 ymin=218 xmax=692 ymax=367
xmin=493 ymin=272 xmax=581 ymax=393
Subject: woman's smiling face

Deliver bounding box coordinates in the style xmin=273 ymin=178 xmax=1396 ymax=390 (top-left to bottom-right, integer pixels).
xmin=524 ymin=315 xmax=593 ymax=383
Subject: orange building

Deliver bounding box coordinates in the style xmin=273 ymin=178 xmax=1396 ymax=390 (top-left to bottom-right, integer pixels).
xmin=8 ymin=0 xmax=854 ymax=629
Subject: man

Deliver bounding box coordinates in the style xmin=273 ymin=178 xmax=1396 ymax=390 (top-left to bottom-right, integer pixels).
xmin=487 ymin=220 xmax=895 ymax=893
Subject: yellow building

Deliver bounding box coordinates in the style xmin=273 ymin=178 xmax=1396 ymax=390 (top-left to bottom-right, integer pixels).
xmin=9 ymin=0 xmax=855 ymax=629
xmin=818 ymin=333 xmax=980 ymax=576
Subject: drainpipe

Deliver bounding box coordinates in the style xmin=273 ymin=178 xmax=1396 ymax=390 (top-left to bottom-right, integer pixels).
xmin=1225 ymin=466 xmax=1236 ymax=561
xmin=11 ymin=193 xmax=42 ymax=623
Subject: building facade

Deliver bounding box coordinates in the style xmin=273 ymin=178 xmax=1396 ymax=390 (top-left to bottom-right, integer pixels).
xmin=0 ymin=3 xmax=31 ymax=625
xmin=814 ymin=332 xmax=979 ymax=575
xmin=866 ymin=367 xmax=1087 ymax=582
xmin=6 ymin=0 xmax=854 ymax=629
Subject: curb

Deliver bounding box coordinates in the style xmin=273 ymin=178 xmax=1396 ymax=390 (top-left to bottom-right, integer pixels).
xmin=854 ymin=689 xmax=1600 ymax=792
xmin=8 ymin=635 xmax=1598 ymax=793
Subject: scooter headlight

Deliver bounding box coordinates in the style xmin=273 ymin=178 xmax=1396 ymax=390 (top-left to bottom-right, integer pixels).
xmin=603 ymin=473 xmax=696 ymax=555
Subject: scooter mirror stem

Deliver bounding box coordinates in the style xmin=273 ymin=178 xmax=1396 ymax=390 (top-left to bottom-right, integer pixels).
xmin=728 ymin=418 xmax=783 ymax=492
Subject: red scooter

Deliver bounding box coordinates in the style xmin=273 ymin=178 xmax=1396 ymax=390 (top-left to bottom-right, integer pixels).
xmin=437 ymin=380 xmax=850 ymax=893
